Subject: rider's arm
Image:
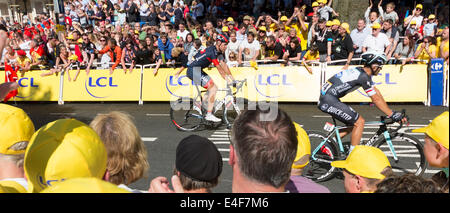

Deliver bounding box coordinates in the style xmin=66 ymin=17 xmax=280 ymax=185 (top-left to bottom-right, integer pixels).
xmin=215 ymin=60 xmax=235 ymax=83
xmin=369 ymin=87 xmax=393 ymax=116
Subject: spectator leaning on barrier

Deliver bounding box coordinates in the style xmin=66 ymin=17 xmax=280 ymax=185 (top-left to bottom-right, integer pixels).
xmin=331 ymin=22 xmax=354 ymax=69
xmin=381 ymin=19 xmax=400 ymax=59
xmin=312 ymin=18 xmax=332 ymax=62
xmin=96 ymin=38 xmax=122 ymax=74
xmin=229 ymin=105 xmax=298 ymax=193
xmin=238 ymin=31 xmax=260 ymax=65
xmin=0 ymin=104 xmax=35 ymax=193
xmin=362 ymin=22 xmax=391 ymax=56
xmin=393 ymin=34 xmax=415 ymax=65
xmin=90 ymin=111 xmax=150 ymax=193
xmin=413 ymin=111 xmax=449 ymax=193
xmin=264 ymin=35 xmax=284 ymax=62
xmin=350 ymin=19 xmax=370 ymax=58
xmin=415 ymin=36 xmax=438 ymax=65
xmin=331 ymin=145 xmax=393 ymax=193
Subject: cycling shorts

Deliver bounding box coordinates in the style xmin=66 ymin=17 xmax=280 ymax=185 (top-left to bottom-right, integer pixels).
xmin=318 ymin=94 xmax=359 ymax=126
xmin=186 ymin=66 xmax=214 ymax=89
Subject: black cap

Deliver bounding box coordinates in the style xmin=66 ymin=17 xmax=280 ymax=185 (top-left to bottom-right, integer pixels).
xmin=176 ymin=135 xmax=223 ymax=181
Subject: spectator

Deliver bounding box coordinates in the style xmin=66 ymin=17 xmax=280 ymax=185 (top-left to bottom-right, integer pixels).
xmin=332 ymin=22 xmax=354 ymax=69
xmin=264 ymin=35 xmax=284 ymax=62
xmin=350 ymin=19 xmax=370 ymax=59
xmin=89 ymin=111 xmax=149 ymax=193
xmin=126 ymin=0 xmax=139 ymax=23
xmin=15 ymin=49 xmax=32 ymax=74
xmin=187 ymin=38 xmax=204 ymax=66
xmin=229 ymin=105 xmax=298 ymax=192
xmin=362 ymin=22 xmax=392 ymax=55
xmin=225 ymin=31 xmax=241 ymax=63
xmin=158 ymin=32 xmax=174 ymax=63
xmin=412 ymin=111 xmax=449 ymax=193
xmin=285 ymin=122 xmax=331 ymax=193
xmin=41 ymin=46 xmax=70 ymax=78
xmin=381 ymin=19 xmax=399 ymax=59
xmin=80 ymin=33 xmax=97 ymax=75
xmin=365 ymin=0 xmax=383 ymax=29
xmin=302 ymin=43 xmax=320 ymax=73
xmin=381 ymin=1 xmax=399 ymax=25
xmin=29 ymin=39 xmax=46 ymax=70
xmin=283 ymin=39 xmax=302 ymax=63
xmin=405 ymin=4 xmax=424 ymax=30
xmin=121 ymin=41 xmax=137 ymax=74
xmin=136 ymin=40 xmax=154 ymax=65
xmin=238 ymin=32 xmax=260 ymax=65
xmin=317 ymin=0 xmax=339 ymax=21
xmin=173 ymin=135 xmax=222 ymax=193
xmin=312 ymin=18 xmax=332 ymax=62
xmin=236 ymin=24 xmax=248 ymax=43
xmin=375 ymin=173 xmax=442 ymax=193
xmin=423 ymin=14 xmax=437 ymax=37
xmin=439 ymin=27 xmax=449 ymax=64
xmin=140 ymin=0 xmax=151 ymax=23
xmin=23 ymin=119 xmax=107 ymax=192
xmin=97 ymin=38 xmax=122 ymax=74
xmin=414 ymin=36 xmax=438 ymax=64
xmin=393 ymin=34 xmax=415 ymax=65
xmin=331 ymin=145 xmax=393 ymax=193
xmin=0 ymin=104 xmax=35 ymax=193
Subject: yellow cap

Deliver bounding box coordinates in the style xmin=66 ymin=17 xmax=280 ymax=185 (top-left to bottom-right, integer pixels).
xmin=341 ymin=22 xmax=350 ymax=34
xmin=41 ymin=178 xmax=130 ymax=193
xmin=413 ymin=111 xmax=449 ymax=150
xmin=326 ymin=21 xmax=333 ymax=27
xmin=68 ymin=54 xmax=78 ymax=61
xmin=0 ymin=183 xmax=20 ymax=193
xmin=371 ymin=22 xmax=381 ymax=29
xmin=280 ymin=16 xmax=289 ymax=21
xmin=77 ymin=38 xmax=83 ymax=43
xmin=66 ymin=34 xmax=74 ymax=40
xmin=428 ymin=14 xmax=436 ymax=20
xmin=24 ymin=119 xmax=107 ymax=193
xmin=0 ymin=181 xmax=27 ymax=193
xmin=332 ymin=19 xmax=341 ymax=26
xmin=312 ymin=2 xmax=319 ymax=7
xmin=227 ymin=17 xmax=234 ymax=22
xmin=258 ymin=26 xmax=267 ymax=32
xmin=0 ymin=104 xmax=35 ymax=155
xmin=318 ymin=0 xmax=327 ymax=4
xmin=331 ymin=146 xmax=391 ymax=179
xmin=416 ymin=4 xmax=423 ymax=10
xmin=410 ymin=20 xmax=417 ymax=25
xmin=222 ymin=26 xmax=229 ymax=32
xmin=292 ymin=122 xmax=311 ymax=169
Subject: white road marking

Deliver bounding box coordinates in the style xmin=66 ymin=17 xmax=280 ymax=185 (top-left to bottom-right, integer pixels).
xmin=218 ymin=148 xmax=230 ymax=152
xmin=209 ymin=137 xmax=230 ymax=141
xmin=211 ymin=134 xmax=230 ymax=138
xmin=213 ymin=142 xmax=231 ymax=144
xmin=146 ymin=114 xmax=170 ymax=116
xmin=141 ymin=137 xmax=158 ymax=142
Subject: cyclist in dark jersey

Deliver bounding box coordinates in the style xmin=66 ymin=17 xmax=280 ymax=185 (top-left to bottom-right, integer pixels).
xmin=183 ymin=34 xmax=236 ymax=122
xmin=318 ymin=52 xmax=408 ymax=154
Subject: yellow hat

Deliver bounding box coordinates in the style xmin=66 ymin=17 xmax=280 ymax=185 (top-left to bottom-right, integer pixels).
xmin=227 ymin=17 xmax=234 ymax=22
xmin=0 ymin=104 xmax=35 ymax=155
xmin=318 ymin=0 xmax=327 ymax=4
xmin=77 ymin=38 xmax=83 ymax=43
xmin=0 ymin=183 xmax=19 ymax=193
xmin=41 ymin=178 xmax=130 ymax=193
xmin=428 ymin=14 xmax=436 ymax=20
xmin=280 ymin=16 xmax=289 ymax=22
xmin=331 ymin=146 xmax=391 ymax=179
xmin=340 ymin=22 xmax=350 ymax=34
xmin=371 ymin=22 xmax=381 ymax=29
xmin=332 ymin=19 xmax=341 ymax=26
xmin=24 ymin=119 xmax=107 ymax=193
xmin=0 ymin=180 xmax=27 ymax=193
xmin=258 ymin=26 xmax=267 ymax=32
xmin=410 ymin=20 xmax=417 ymax=25
xmin=326 ymin=21 xmax=333 ymax=27
xmin=68 ymin=55 xmax=78 ymax=61
xmin=413 ymin=111 xmax=449 ymax=150
xmin=222 ymin=26 xmax=229 ymax=32
xmin=312 ymin=2 xmax=319 ymax=7
xmin=292 ymin=122 xmax=311 ymax=169
xmin=416 ymin=4 xmax=423 ymax=10
xmin=66 ymin=33 xmax=74 ymax=40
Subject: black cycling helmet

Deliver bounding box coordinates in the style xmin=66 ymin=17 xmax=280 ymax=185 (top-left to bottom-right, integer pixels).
xmin=216 ymin=34 xmax=229 ymax=44
xmin=361 ymin=52 xmax=387 ymax=67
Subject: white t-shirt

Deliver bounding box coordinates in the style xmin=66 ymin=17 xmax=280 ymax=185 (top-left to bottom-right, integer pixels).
xmin=240 ymin=39 xmax=261 ymax=61
xmin=407 ymin=15 xmax=424 ymax=29
xmin=362 ymin=33 xmax=391 ymax=54
xmin=177 ymin=29 xmax=189 ymax=41
xmin=225 ymin=40 xmax=241 ymax=62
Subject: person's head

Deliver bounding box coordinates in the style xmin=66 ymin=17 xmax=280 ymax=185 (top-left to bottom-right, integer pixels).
xmin=289 ymin=38 xmax=299 ymax=50
xmin=361 ymin=52 xmax=387 ymax=76
xmin=229 ymin=31 xmax=237 ymax=42
xmin=243 ymin=15 xmax=251 ymax=25
xmin=310 ymin=43 xmax=319 ymax=55
xmin=0 ymin=104 xmax=35 ymax=180
xmin=413 ymin=112 xmax=449 ymax=168
xmin=415 ymin=4 xmax=423 ymax=16
xmin=370 ymin=11 xmax=379 ymax=22
xmin=375 ymin=173 xmax=441 ymax=193
xmin=383 ymin=19 xmax=393 ymax=31
xmin=331 ymin=146 xmax=393 ymax=193
xmin=30 ymin=39 xmax=38 ymax=49
xmin=108 ymin=38 xmax=117 ymax=48
xmin=266 ymin=35 xmax=277 ymax=48
xmin=318 ymin=18 xmax=327 ymax=30
xmin=424 ymin=36 xmax=437 ymax=46
xmin=386 ymin=2 xmax=395 ymax=13
xmin=16 ymin=50 xmax=27 ymax=58
xmin=215 ymin=34 xmax=229 ymax=53
xmin=371 ymin=22 xmax=382 ymax=36
xmin=160 ymin=32 xmax=168 ymax=44
xmin=312 ymin=1 xmax=319 ymax=12
xmin=24 ymin=119 xmax=107 ymax=193
xmin=339 ymin=22 xmax=350 ymax=36
xmin=318 ymin=0 xmax=326 ymax=7
xmin=443 ymin=28 xmax=450 ymax=40
xmin=230 ymin=105 xmax=298 ymax=192
xmin=357 ymin=19 xmax=366 ymax=31
xmin=238 ymin=24 xmax=247 ymax=34
xmin=247 ymin=31 xmax=255 ymax=43
xmin=193 ymin=38 xmax=202 ymax=49
xmin=82 ymin=33 xmax=90 ymax=44
xmin=174 ymin=135 xmax=222 ymax=193
xmin=331 ymin=19 xmax=340 ymax=31
xmin=89 ymin=111 xmax=149 ymax=186
xmin=288 ymin=28 xmax=297 ymax=38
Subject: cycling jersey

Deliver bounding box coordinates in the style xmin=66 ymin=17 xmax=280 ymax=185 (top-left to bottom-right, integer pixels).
xmin=186 ymin=46 xmax=223 ymax=89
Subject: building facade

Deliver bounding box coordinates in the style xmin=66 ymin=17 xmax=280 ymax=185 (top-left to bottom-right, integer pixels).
xmin=0 ymin=0 xmax=54 ymax=24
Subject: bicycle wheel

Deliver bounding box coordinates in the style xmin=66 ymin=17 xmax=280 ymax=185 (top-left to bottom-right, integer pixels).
xmin=223 ymin=97 xmax=248 ymax=129
xmin=373 ymin=133 xmax=427 ymax=176
xmin=169 ymin=97 xmax=203 ymax=132
xmin=302 ymin=130 xmax=340 ymax=182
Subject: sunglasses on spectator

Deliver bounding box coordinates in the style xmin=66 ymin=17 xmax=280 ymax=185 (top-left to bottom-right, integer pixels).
xmin=100 ymin=39 xmax=106 ymax=42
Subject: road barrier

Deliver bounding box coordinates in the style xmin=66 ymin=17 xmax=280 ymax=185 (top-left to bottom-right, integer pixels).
xmin=0 ymin=59 xmax=446 ymax=105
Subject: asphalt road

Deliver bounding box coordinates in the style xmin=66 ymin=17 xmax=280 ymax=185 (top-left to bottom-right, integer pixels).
xmin=14 ymin=102 xmax=449 ymax=193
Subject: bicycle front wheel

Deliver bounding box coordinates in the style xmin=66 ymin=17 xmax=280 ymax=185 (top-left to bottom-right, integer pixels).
xmin=169 ymin=97 xmax=203 ymax=132
xmin=373 ymin=133 xmax=427 ymax=176
xmin=223 ymin=97 xmax=248 ymax=129
xmin=302 ymin=131 xmax=339 ymax=182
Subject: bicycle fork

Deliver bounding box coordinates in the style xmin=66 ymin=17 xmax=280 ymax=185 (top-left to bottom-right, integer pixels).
xmin=383 ymin=131 xmax=399 ymax=163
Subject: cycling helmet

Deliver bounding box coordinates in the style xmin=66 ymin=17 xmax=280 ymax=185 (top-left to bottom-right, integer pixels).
xmin=216 ymin=34 xmax=229 ymax=44
xmin=361 ymin=52 xmax=387 ymax=67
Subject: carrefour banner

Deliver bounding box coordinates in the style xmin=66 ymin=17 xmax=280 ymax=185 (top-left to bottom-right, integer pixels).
xmin=0 ymin=70 xmax=60 ymax=101
xmin=324 ymin=64 xmax=428 ymax=102
xmin=63 ymin=69 xmax=141 ymax=101
xmin=141 ymin=65 xmax=322 ymax=102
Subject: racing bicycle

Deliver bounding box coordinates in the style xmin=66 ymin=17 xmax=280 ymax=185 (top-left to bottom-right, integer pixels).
xmin=302 ymin=110 xmax=427 ymax=182
xmin=170 ymin=79 xmax=247 ymax=131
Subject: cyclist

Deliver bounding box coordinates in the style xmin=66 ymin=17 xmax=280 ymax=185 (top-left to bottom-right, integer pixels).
xmin=317 ymin=52 xmax=408 ymax=155
xmin=181 ymin=34 xmax=236 ymax=122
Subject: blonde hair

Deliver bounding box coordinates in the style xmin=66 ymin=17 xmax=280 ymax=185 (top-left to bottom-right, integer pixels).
xmin=0 ymin=141 xmax=28 ymax=168
xmin=90 ymin=111 xmax=149 ymax=185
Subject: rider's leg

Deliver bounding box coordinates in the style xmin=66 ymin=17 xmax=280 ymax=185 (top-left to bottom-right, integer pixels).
xmin=350 ymin=116 xmax=365 ymax=153
xmin=206 ymin=83 xmax=217 ymax=113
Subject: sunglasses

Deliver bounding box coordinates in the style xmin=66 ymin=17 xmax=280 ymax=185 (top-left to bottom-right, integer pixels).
xmin=100 ymin=39 xmax=106 ymax=42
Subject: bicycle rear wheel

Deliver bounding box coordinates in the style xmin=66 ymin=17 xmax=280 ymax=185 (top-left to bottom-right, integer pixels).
xmin=373 ymin=133 xmax=427 ymax=176
xmin=170 ymin=97 xmax=203 ymax=132
xmin=302 ymin=131 xmax=339 ymax=182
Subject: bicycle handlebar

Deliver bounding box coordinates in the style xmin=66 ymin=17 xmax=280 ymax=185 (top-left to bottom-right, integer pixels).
xmin=381 ymin=109 xmax=408 ymax=132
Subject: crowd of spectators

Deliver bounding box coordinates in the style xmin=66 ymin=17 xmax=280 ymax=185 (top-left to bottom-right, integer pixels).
xmin=0 ymin=0 xmax=448 ymax=80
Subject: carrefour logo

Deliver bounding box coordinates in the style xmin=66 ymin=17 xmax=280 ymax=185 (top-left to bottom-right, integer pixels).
xmin=85 ymin=77 xmax=118 ymax=98
xmin=254 ymin=74 xmax=292 ymax=98
xmin=16 ymin=77 xmax=39 ymax=98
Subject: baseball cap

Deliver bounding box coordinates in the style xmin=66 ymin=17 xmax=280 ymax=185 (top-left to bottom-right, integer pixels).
xmin=312 ymin=2 xmax=319 ymax=7
xmin=243 ymin=15 xmax=251 ymax=21
xmin=280 ymin=16 xmax=289 ymax=22
xmin=413 ymin=111 xmax=449 ymax=150
xmin=371 ymin=22 xmax=381 ymax=29
xmin=68 ymin=54 xmax=78 ymax=61
xmin=326 ymin=21 xmax=333 ymax=27
xmin=176 ymin=135 xmax=223 ymax=181
xmin=41 ymin=177 xmax=129 ymax=193
xmin=410 ymin=20 xmax=417 ymax=25
xmin=0 ymin=104 xmax=35 ymax=155
xmin=66 ymin=33 xmax=74 ymax=40
xmin=341 ymin=22 xmax=350 ymax=34
xmin=227 ymin=17 xmax=234 ymax=22
xmin=259 ymin=26 xmax=267 ymax=32
xmin=331 ymin=146 xmax=391 ymax=179
xmin=24 ymin=119 xmax=107 ymax=193
xmin=332 ymin=19 xmax=341 ymax=26
xmin=0 ymin=183 xmax=19 ymax=193
xmin=416 ymin=4 xmax=423 ymax=10
xmin=428 ymin=14 xmax=436 ymax=20
xmin=318 ymin=0 xmax=327 ymax=4
xmin=292 ymin=122 xmax=311 ymax=169
xmin=16 ymin=49 xmax=26 ymax=56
